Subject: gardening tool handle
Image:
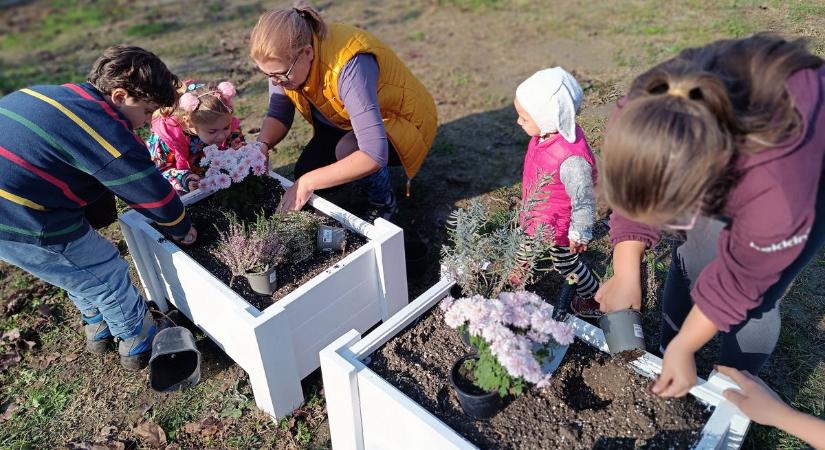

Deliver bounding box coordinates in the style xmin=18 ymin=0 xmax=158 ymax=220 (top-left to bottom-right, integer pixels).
xmin=554 ymin=281 xmax=576 ymax=321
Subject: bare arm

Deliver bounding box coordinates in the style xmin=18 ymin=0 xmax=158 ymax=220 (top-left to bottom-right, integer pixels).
xmin=257 ymin=116 xmax=289 ymax=151
xmin=652 ymin=305 xmax=718 ymax=397
xmin=277 ymin=151 xmax=379 ymax=211
xmin=595 ymin=240 xmax=646 ymax=311
xmin=718 ymin=365 xmax=825 ymax=450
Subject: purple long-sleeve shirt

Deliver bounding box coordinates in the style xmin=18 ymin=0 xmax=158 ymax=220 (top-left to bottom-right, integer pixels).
xmin=267 ymin=53 xmax=390 ymax=167
xmin=609 ymin=66 xmax=825 ymax=332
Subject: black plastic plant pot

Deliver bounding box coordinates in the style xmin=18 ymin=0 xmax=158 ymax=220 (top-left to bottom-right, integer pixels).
xmin=449 ymin=354 xmax=502 ymax=420
xmin=598 ymin=308 xmax=646 ymax=355
xmin=245 ymin=266 xmax=278 ymax=295
xmin=149 ymin=326 xmax=201 ymax=392
xmin=404 ymin=237 xmax=429 ymax=278
xmin=317 ymin=225 xmax=347 ymax=252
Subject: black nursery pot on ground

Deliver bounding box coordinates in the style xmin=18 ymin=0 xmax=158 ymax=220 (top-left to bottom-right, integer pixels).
xmin=149 ymin=326 xmax=201 ymax=392
xmin=448 ymin=354 xmax=503 ymax=420
xmin=245 ymin=266 xmax=278 ymax=296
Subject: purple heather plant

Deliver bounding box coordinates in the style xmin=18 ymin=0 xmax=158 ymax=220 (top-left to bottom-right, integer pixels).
xmin=440 ymin=290 xmax=574 ymax=397
xmin=214 ymin=212 xmax=284 ymax=287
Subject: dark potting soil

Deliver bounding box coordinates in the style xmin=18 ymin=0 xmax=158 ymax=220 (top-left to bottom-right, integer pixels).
xmin=368 ymin=305 xmax=712 ymax=450
xmin=156 ymin=177 xmax=367 ymax=311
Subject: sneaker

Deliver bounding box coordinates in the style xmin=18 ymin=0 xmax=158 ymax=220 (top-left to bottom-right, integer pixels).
xmin=570 ymin=295 xmax=603 ymax=319
xmin=82 ymin=311 xmax=113 ymax=354
xmin=118 ymin=310 xmax=158 ymax=371
xmin=364 ymin=191 xmax=399 ymax=222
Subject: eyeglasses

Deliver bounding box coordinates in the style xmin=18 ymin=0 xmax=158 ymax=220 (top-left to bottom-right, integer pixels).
xmin=662 ymin=207 xmax=701 ymax=230
xmin=264 ymin=52 xmax=302 ymax=84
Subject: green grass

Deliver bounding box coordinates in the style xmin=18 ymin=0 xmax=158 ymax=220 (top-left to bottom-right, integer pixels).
xmin=407 ymin=30 xmax=426 ymax=41
xmin=788 ymin=2 xmax=825 ymax=22
xmin=126 ymin=22 xmax=177 ymax=37
xmin=440 ymin=0 xmax=501 ymax=11
xmin=0 ymin=369 xmax=78 ymax=449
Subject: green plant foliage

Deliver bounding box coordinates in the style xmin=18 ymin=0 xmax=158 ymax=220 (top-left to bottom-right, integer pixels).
xmin=214 ymin=176 xmax=265 ymax=213
xmin=267 ymin=211 xmax=322 ymax=263
xmin=441 ymin=175 xmax=554 ymax=297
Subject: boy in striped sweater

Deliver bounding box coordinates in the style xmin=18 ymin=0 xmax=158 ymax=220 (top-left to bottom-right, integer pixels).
xmin=0 ymin=46 xmax=197 ymax=370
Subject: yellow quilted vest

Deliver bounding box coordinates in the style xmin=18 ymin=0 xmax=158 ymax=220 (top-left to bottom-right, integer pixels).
xmin=283 ymin=23 xmax=437 ymax=180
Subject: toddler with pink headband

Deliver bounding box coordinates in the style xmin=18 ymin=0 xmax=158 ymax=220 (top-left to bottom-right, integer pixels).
xmin=147 ymin=80 xmax=249 ymax=194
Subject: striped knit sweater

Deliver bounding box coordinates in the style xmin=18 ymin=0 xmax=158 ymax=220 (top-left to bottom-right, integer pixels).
xmin=0 ymin=83 xmax=191 ymax=245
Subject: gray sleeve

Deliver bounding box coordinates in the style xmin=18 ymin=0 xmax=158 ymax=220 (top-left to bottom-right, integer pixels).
xmin=559 ymin=156 xmax=596 ymax=243
xmin=266 ymin=83 xmax=296 ymax=129
xmin=337 ymin=54 xmax=388 ymax=167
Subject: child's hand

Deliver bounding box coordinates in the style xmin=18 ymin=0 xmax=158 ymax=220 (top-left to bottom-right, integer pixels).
xmin=595 ymin=273 xmax=642 ymax=313
xmin=173 ymin=225 xmax=198 ymax=246
xmin=717 ymin=366 xmax=790 ymax=427
xmin=569 ymin=240 xmax=588 ymax=253
xmin=651 ymin=339 xmax=697 ymax=397
xmin=186 ymin=174 xmax=201 ymax=192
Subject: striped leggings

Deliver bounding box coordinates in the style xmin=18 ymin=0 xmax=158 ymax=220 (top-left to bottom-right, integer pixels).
xmin=548 ymin=245 xmax=599 ymax=298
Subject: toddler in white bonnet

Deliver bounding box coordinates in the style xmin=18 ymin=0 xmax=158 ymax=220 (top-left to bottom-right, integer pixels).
xmin=515 ymin=67 xmax=602 ymax=318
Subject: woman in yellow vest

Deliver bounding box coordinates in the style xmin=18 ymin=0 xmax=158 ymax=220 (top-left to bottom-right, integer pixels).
xmin=249 ymin=2 xmax=437 ymax=221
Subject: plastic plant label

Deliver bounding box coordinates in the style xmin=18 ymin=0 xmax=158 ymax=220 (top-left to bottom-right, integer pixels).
xmin=633 ymin=323 xmax=644 ymax=339
xmin=269 ymin=272 xmax=277 ymax=283
xmin=323 ymin=229 xmax=333 ymax=243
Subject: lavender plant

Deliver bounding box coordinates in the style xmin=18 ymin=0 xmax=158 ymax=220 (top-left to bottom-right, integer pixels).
xmin=441 ymin=291 xmax=575 ymax=396
xmin=214 ymin=212 xmax=284 ymax=286
xmin=268 ymin=211 xmax=322 ymax=263
xmin=440 ymin=175 xmax=555 ymax=297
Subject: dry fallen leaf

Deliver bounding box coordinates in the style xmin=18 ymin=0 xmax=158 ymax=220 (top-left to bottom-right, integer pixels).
xmin=0 ymin=351 xmax=21 ymax=371
xmin=0 ymin=293 xmax=26 ymax=318
xmin=30 ymin=352 xmax=60 ymax=370
xmin=64 ymin=352 xmax=80 ymax=362
xmin=98 ymin=424 xmax=118 ymax=441
xmin=182 ymin=417 xmax=224 ymax=438
xmin=37 ymin=303 xmax=53 ymax=317
xmin=134 ymin=421 xmax=167 ymax=448
xmin=1 ymin=328 xmax=21 ymax=342
xmin=0 ymin=401 xmax=19 ymax=422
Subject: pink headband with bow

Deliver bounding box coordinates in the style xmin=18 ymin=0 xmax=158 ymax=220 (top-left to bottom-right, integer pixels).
xmin=179 ymin=81 xmax=237 ymax=113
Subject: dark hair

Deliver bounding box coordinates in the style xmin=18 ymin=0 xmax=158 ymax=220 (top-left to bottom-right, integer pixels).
xmin=601 ymin=33 xmax=823 ymax=223
xmin=88 ymin=45 xmax=181 ymax=108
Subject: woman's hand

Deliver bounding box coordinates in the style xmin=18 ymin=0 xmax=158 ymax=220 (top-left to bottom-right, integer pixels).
xmin=651 ymin=339 xmax=697 ymax=397
xmin=717 ymin=365 xmax=789 ymax=427
xmin=595 ymin=272 xmax=642 ymax=313
xmin=277 ymin=176 xmax=315 ymax=212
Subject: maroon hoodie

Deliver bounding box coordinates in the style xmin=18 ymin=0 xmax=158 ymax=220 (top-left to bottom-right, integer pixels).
xmin=609 ymin=66 xmax=825 ymax=332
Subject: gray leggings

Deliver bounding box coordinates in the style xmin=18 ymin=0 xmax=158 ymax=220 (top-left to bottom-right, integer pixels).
xmin=660 ymin=180 xmax=825 ymax=373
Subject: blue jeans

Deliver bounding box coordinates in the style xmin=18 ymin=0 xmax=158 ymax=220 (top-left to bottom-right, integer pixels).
xmin=0 ymin=228 xmax=147 ymax=339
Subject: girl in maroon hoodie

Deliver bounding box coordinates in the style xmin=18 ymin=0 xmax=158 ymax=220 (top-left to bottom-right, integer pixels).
xmin=596 ymin=34 xmax=824 ymax=398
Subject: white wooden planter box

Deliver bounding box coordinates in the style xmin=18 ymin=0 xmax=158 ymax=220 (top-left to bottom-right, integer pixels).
xmin=321 ymin=278 xmax=752 ymax=450
xmin=118 ymin=171 xmax=408 ymax=419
